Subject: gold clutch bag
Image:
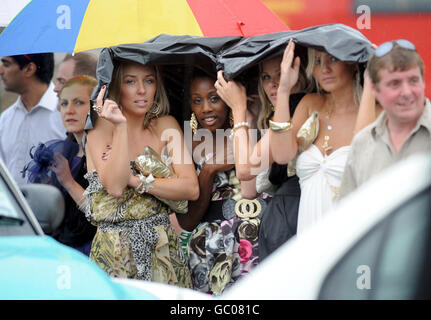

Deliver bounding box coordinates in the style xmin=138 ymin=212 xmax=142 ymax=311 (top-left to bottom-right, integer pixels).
xmin=287 ymin=111 xmax=319 ymax=177
xmin=134 ymin=146 xmax=188 ymax=214
xmin=135 ymin=146 xmax=173 ymax=178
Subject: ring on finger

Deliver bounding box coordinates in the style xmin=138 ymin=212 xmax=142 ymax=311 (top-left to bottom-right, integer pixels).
xmin=93 ymin=104 xmax=102 ymax=114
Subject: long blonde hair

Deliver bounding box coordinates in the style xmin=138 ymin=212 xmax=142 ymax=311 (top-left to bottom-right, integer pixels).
xmin=257 ymin=65 xmax=273 ymax=131
xmin=108 ymin=60 xmax=170 ymax=128
xmin=256 ymin=56 xmax=312 ymax=130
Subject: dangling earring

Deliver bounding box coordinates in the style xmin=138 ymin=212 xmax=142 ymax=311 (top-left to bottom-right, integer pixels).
xmin=353 ymin=66 xmax=362 ymax=106
xmin=314 ymin=77 xmax=321 ymax=93
xmin=190 ymin=112 xmax=198 ymax=134
xmin=229 ymin=110 xmax=234 ymax=128
xmin=355 ymin=71 xmax=361 ymax=90
xmin=144 ymin=101 xmax=162 ymax=128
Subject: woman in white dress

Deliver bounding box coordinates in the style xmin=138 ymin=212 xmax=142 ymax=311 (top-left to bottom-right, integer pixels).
xmin=215 ymin=39 xmax=379 ymax=236
xmin=267 ymin=40 xmax=379 ymax=235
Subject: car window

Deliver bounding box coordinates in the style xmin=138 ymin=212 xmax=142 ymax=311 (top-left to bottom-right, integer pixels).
xmin=319 ymin=187 xmax=431 ymax=299
xmin=0 ymin=175 xmax=37 ymax=236
xmin=0 ymin=187 xmax=18 ymax=218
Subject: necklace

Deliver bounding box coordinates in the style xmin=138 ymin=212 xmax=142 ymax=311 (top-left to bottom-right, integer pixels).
xmin=322 ymin=104 xmax=334 ymax=155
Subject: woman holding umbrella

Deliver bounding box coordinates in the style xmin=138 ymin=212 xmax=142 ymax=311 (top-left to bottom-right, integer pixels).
xmin=175 ymin=68 xmax=264 ymax=295
xmin=216 ymin=38 xmax=377 ymax=237
xmin=83 ymin=59 xmax=198 ymax=286
xmin=214 ymin=48 xmax=310 ymax=260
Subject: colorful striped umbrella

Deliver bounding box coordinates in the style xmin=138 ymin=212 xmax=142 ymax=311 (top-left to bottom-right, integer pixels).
xmin=0 ymin=0 xmax=288 ymax=56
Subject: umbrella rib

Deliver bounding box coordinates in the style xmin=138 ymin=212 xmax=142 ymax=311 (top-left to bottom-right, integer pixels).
xmin=216 ymin=0 xmax=245 ymax=37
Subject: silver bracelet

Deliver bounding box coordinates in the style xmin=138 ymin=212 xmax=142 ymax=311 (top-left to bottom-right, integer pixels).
xmin=229 ymin=121 xmax=250 ymax=140
xmin=136 ymin=173 xmax=155 ymax=194
xmin=198 ymin=152 xmax=216 ymax=167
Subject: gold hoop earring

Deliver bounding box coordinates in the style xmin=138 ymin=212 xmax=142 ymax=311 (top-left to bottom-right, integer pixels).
xmin=144 ymin=101 xmax=162 ymax=128
xmin=190 ymin=113 xmax=198 ymax=134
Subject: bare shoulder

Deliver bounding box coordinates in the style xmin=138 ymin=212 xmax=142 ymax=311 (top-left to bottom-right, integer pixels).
xmin=152 ymin=115 xmax=182 ymax=132
xmin=293 ymin=93 xmax=324 ymax=117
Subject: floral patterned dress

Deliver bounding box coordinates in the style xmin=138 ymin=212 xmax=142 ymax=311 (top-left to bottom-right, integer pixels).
xmin=186 ymin=167 xmax=267 ymax=295
xmin=83 ymin=171 xmax=192 ymax=288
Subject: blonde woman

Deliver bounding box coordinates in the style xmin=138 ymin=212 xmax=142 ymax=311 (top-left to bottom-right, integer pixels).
xmin=215 ymin=52 xmax=309 ymax=259
xmin=84 ymin=60 xmax=198 ymax=286
xmin=269 ymin=40 xmax=370 ymax=235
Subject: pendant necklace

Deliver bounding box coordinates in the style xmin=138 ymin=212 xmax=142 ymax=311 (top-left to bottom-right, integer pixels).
xmin=322 ymin=104 xmax=333 ymax=156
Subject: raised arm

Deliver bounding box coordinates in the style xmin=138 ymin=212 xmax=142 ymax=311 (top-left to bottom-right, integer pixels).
xmin=86 ymin=86 xmax=130 ymax=197
xmin=353 ymin=71 xmax=383 ymax=134
xmin=269 ymin=39 xmax=303 ymax=164
xmin=215 ymin=72 xmax=272 ymax=181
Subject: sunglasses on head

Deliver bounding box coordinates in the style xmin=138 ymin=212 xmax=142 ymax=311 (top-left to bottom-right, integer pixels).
xmin=375 ymin=39 xmax=416 ymax=58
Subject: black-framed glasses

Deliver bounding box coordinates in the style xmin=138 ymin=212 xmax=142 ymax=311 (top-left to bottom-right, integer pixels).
xmin=375 ymin=39 xmax=416 ymax=58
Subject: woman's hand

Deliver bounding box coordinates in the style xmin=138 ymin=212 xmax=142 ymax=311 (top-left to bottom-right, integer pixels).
xmin=278 ymin=39 xmax=301 ymax=95
xmin=202 ymin=142 xmax=235 ymax=174
xmin=215 ymin=70 xmax=247 ymax=114
xmin=51 ymin=153 xmax=74 ymax=188
xmin=93 ymin=86 xmax=127 ymax=125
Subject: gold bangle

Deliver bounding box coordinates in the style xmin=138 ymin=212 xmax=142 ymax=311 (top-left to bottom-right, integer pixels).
xmin=269 ymin=120 xmax=293 ymax=132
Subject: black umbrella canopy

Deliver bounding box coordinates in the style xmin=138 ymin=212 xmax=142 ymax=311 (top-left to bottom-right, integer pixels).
xmin=90 ymin=34 xmax=242 ymax=125
xmin=218 ymin=23 xmax=374 ymax=81
xmin=87 ymin=24 xmax=373 ymax=130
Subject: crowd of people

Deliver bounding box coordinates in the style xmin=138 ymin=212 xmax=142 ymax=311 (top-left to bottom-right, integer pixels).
xmin=0 ymin=32 xmax=429 ymax=295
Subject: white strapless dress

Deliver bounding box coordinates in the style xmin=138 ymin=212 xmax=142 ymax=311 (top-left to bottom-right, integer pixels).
xmin=295 ymin=144 xmax=351 ymax=235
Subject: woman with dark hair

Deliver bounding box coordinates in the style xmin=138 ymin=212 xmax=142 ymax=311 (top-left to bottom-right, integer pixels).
xmin=83 ymin=60 xmax=197 ymax=286
xmin=174 ymin=69 xmax=263 ymax=295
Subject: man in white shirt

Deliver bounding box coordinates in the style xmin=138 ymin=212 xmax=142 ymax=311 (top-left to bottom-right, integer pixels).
xmin=0 ymin=53 xmax=66 ymax=185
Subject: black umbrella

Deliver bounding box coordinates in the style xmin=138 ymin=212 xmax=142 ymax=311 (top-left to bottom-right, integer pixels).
xmin=89 ymin=34 xmax=241 ymax=126
xmin=87 ymin=24 xmax=373 ymax=131
xmin=218 ymin=23 xmax=374 ymax=81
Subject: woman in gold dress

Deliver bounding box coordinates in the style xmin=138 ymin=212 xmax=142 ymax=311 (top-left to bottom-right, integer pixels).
xmin=83 ymin=59 xmax=199 ymax=287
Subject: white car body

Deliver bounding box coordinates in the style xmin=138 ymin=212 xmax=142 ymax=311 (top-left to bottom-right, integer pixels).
xmin=222 ymin=153 xmax=431 ymax=299
xmin=112 ymin=278 xmax=211 ymax=300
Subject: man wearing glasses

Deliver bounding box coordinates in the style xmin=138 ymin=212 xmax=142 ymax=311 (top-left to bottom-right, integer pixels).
xmin=339 ymin=39 xmax=431 ymax=198
xmin=0 ymin=53 xmax=66 ymax=185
